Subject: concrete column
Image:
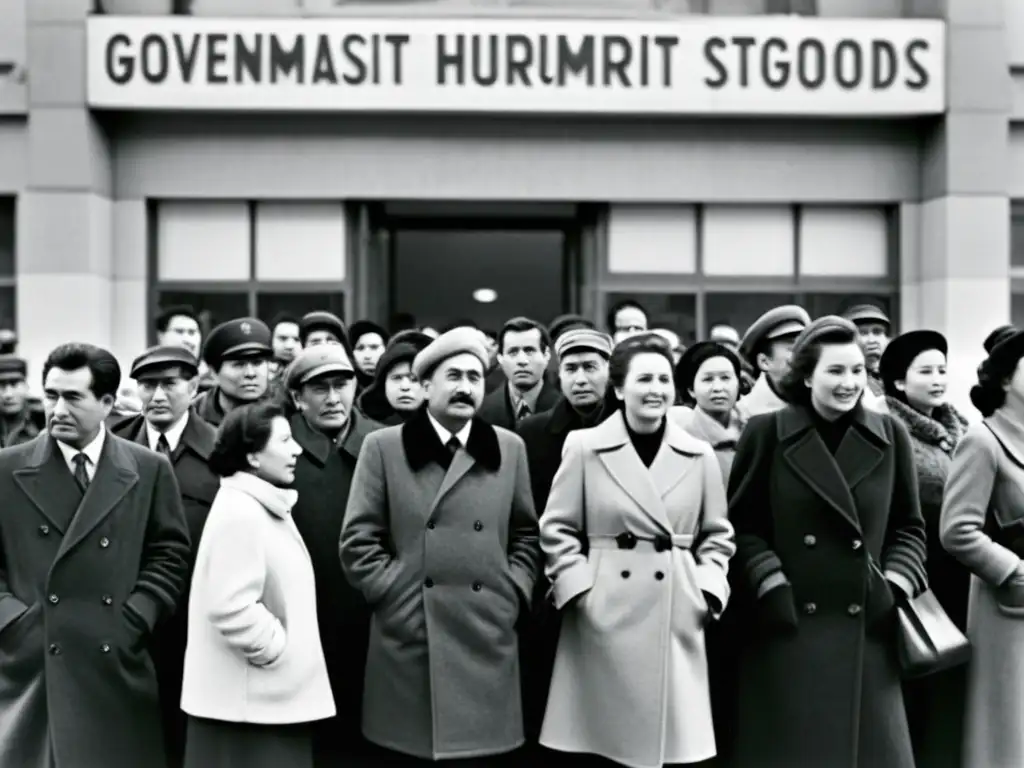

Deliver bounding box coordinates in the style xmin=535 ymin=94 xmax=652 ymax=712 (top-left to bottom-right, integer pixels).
xmin=18 ymin=0 xmax=121 ymax=388
xmin=901 ymin=0 xmax=1011 ymax=417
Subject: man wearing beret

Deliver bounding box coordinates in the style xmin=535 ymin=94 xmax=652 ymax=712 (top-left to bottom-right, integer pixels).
xmin=0 ymin=355 xmax=41 ymax=448
xmin=285 ymin=344 xmax=382 ymax=768
xmin=843 ymin=303 xmax=892 ymax=398
xmin=109 ymin=345 xmax=219 ymax=768
xmin=192 ymin=318 xmax=273 ymax=427
xmin=736 ymin=305 xmax=812 ymax=421
xmin=341 ymin=327 xmax=541 ymax=766
xmin=515 ymin=327 xmax=612 ymax=759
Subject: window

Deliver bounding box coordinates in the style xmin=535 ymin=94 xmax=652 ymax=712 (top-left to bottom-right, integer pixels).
xmin=1012 ymin=202 xmax=1024 ymax=268
xmin=703 ymin=206 xmax=794 ymax=276
xmin=153 ymin=201 xmax=349 ymax=342
xmin=804 ymin=293 xmax=894 ymax=326
xmin=605 ymin=292 xmax=697 ymax=346
xmin=706 ymin=293 xmax=797 ymax=338
xmin=0 ymin=197 xmax=14 ymax=332
xmin=800 ymin=208 xmax=888 ymax=277
xmin=607 ymin=205 xmax=696 ymax=275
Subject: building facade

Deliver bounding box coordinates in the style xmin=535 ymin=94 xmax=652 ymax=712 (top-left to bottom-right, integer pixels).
xmin=0 ymin=0 xmax=1012 ymax=411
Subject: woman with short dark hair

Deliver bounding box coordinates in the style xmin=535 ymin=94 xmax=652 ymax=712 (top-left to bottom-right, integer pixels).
xmin=356 ymin=332 xmax=433 ymax=425
xmin=181 ymin=402 xmax=334 ymax=768
xmin=726 ymin=316 xmax=926 ymax=768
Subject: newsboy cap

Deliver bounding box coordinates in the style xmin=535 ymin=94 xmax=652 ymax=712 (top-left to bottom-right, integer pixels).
xmin=842 ymin=304 xmax=891 ymax=328
xmin=412 ymin=327 xmax=490 ymax=380
xmin=130 ymin=345 xmax=200 ymax=380
xmin=555 ymin=328 xmax=613 ymax=360
xmin=739 ymin=305 xmax=812 ymax=365
xmin=0 ymin=355 xmax=27 ymax=381
xmin=286 ymin=344 xmax=355 ymax=389
xmin=202 ymin=318 xmax=272 ymax=368
xmin=300 ymin=311 xmax=347 ymax=346
xmin=790 ymin=315 xmax=860 ymax=360
xmin=879 ymin=330 xmax=948 ymax=397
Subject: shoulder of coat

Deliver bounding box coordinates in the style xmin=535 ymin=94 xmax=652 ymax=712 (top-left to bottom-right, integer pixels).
xmin=960 ymin=420 xmax=1001 ymax=456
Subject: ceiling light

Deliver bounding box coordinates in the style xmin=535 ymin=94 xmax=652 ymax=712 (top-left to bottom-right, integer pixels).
xmin=473 ymin=288 xmax=498 ymax=304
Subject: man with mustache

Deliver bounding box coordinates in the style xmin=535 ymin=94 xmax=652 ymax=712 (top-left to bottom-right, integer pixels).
xmin=285 ymin=344 xmax=382 ymax=767
xmin=192 ymin=318 xmax=273 ymax=427
xmin=515 ymin=328 xmax=613 ymax=758
xmin=109 ymin=345 xmax=219 ymax=768
xmin=341 ymin=327 xmax=541 ymax=767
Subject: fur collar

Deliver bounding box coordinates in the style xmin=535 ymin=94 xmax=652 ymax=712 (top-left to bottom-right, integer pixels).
xmin=401 ymin=406 xmax=501 ymax=473
xmin=220 ymin=472 xmax=298 ymax=518
xmin=671 ymin=405 xmax=744 ymax=450
xmin=884 ymin=396 xmax=968 ymax=454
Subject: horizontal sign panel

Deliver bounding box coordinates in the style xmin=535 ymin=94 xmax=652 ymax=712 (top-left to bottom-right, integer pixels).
xmin=86 ymin=16 xmax=946 ymax=116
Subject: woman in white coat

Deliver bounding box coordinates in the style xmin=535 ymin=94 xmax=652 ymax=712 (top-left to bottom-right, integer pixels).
xmin=539 ymin=333 xmax=736 ymax=768
xmin=181 ymin=401 xmax=335 ymax=768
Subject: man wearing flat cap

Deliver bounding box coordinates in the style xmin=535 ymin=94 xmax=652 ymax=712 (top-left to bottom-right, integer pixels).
xmin=285 ymin=344 xmax=382 ymax=768
xmin=301 ymin=310 xmax=348 ymax=348
xmin=515 ymin=326 xmax=612 ymax=757
xmin=109 ymin=345 xmax=218 ymax=768
xmin=843 ymin=303 xmax=891 ymax=397
xmin=341 ymin=327 xmax=541 ymax=765
xmin=192 ymin=317 xmax=273 ymax=427
xmin=0 ymin=355 xmax=41 ymax=448
xmin=736 ymin=305 xmax=811 ymax=420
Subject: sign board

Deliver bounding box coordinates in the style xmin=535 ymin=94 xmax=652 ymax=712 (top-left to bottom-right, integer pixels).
xmin=86 ymin=16 xmax=946 ymax=116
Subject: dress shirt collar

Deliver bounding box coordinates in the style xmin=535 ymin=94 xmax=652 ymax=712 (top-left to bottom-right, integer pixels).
xmin=146 ymin=411 xmax=189 ymax=453
xmin=55 ymin=424 xmax=106 ymax=479
xmin=427 ymin=410 xmax=472 ymax=448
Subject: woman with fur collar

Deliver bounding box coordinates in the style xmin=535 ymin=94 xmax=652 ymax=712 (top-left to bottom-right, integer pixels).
xmin=879 ymin=329 xmax=969 ymax=768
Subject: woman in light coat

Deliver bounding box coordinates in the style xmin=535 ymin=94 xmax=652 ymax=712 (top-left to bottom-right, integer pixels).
xmin=540 ymin=333 xmax=735 ymax=768
xmin=181 ymin=401 xmax=335 ymax=768
xmin=941 ymin=327 xmax=1024 ymax=768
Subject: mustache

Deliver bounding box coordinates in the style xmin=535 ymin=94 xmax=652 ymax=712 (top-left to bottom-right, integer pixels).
xmin=449 ymin=394 xmax=475 ymax=405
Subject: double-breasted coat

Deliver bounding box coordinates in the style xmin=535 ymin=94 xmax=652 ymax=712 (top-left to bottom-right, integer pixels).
xmin=109 ymin=410 xmax=218 ymax=768
xmin=0 ymin=432 xmax=190 ymax=768
xmin=289 ymin=410 xmax=381 ymax=766
xmin=340 ymin=408 xmax=542 ymax=760
xmin=726 ymin=404 xmax=927 ymax=768
xmin=539 ymin=411 xmax=735 ymax=768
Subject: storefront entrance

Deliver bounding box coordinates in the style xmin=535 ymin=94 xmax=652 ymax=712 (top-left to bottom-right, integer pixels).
xmin=352 ymin=202 xmax=587 ymax=334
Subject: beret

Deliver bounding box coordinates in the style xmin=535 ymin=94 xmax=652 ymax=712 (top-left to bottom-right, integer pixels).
xmin=675 ymin=341 xmax=741 ymax=394
xmin=376 ymin=336 xmax=433 ymax=379
xmin=739 ymin=305 xmax=812 ymax=365
xmin=549 ymin=314 xmax=595 ymax=344
xmin=300 ymin=311 xmax=347 ymax=345
xmin=202 ymin=318 xmax=272 ymax=367
xmin=984 ymin=325 xmax=1017 ymax=354
xmin=842 ymin=304 xmax=890 ymax=327
xmin=130 ymin=345 xmax=200 ymax=379
xmin=879 ymin=330 xmax=948 ymax=396
xmin=709 ymin=325 xmax=741 ymax=347
xmin=412 ymin=327 xmax=490 ymax=380
xmin=349 ymin=320 xmax=390 ymax=347
xmin=555 ymin=328 xmax=613 ymax=360
xmin=0 ymin=355 xmax=27 ymax=380
xmin=790 ymin=315 xmax=860 ymax=360
xmin=388 ymin=330 xmax=435 ymax=351
xmin=286 ymin=344 xmax=355 ymax=389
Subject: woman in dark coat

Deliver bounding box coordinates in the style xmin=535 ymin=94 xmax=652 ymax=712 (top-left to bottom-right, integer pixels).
xmin=356 ymin=331 xmax=432 ymax=425
xmin=879 ymin=330 xmax=969 ymax=768
xmin=725 ymin=316 xmax=927 ymax=768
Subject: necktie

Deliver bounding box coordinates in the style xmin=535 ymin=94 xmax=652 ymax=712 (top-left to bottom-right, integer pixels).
xmin=447 ymin=436 xmax=460 ymax=455
xmin=156 ymin=434 xmax=172 ymax=459
xmin=72 ymin=453 xmax=90 ymax=494
xmin=516 ymin=402 xmax=531 ymax=422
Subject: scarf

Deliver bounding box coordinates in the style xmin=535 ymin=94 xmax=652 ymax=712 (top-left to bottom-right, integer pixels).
xmin=220 ymin=472 xmax=298 ymax=519
xmin=884 ymin=396 xmax=968 ymax=508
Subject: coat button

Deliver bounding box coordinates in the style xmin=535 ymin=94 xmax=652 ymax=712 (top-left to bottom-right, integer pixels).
xmin=654 ymin=571 xmax=665 ymax=581
xmin=472 ymin=581 xmax=483 ymax=592
xmin=100 ymin=643 xmax=110 ymax=654
xmin=803 ymin=535 xmax=817 ymax=547
xmin=848 ymin=603 xmax=862 ymax=616
xmin=804 ymin=602 xmax=817 ymax=615
xmin=424 ymin=578 xmax=434 ymax=588
xmin=852 ymin=539 xmax=863 ymax=551
xmin=48 ymin=594 xmax=59 ymax=605
xmin=426 ymin=521 xmax=435 ymax=530
xmin=474 ymin=521 xmax=483 ymax=531
xmin=99 ymin=537 xmax=110 ymax=548
xmin=102 ymin=595 xmax=113 ymax=606
xmin=38 ymin=525 xmax=49 ymax=536
xmin=621 ymin=571 xmax=631 ymax=579
xmin=48 ymin=643 xmax=61 ymax=656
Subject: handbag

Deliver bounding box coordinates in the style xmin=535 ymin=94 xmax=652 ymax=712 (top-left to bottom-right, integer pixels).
xmin=895 ymin=587 xmax=971 ymax=679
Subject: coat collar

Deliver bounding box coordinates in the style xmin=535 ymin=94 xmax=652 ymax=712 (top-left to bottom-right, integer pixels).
xmin=986 ymin=408 xmax=1024 ymax=468
xmin=775 ymin=403 xmax=889 ymax=532
xmin=402 ymin=406 xmax=501 ymax=473
xmin=290 ymin=409 xmax=379 ymax=467
xmin=109 ymin=409 xmax=216 ymax=462
xmin=885 ymin=396 xmax=967 ymax=454
xmin=671 ymin=405 xmax=744 ymax=450
xmin=220 ymin=472 xmax=297 ymax=518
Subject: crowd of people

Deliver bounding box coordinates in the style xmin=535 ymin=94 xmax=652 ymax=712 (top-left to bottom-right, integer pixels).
xmin=0 ymin=296 xmax=1020 ymax=768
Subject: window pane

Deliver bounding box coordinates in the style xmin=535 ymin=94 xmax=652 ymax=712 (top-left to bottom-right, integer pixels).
xmin=605 ymin=293 xmax=697 ymax=345
xmin=607 ymin=205 xmax=697 ymax=274
xmin=703 ymin=206 xmax=795 ymax=276
xmin=156 ymin=291 xmax=250 ymax=341
xmin=257 ymin=292 xmax=345 ymax=327
xmin=1012 ymin=293 xmax=1024 ymax=329
xmin=800 ymin=207 xmax=889 ymax=277
xmin=705 ymin=293 xmax=797 ymax=340
xmin=815 ymin=0 xmax=904 ymax=16
xmin=0 ymin=286 xmax=15 ymax=331
xmin=804 ymin=293 xmax=895 ymax=331
xmin=1012 ymin=203 xmax=1024 ymax=268
xmin=0 ymin=197 xmax=13 ymax=278
xmin=158 ymin=202 xmax=250 ymax=282
xmin=255 ymin=202 xmax=346 ymax=282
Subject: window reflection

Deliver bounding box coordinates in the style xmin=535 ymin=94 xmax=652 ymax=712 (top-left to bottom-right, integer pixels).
xmin=706 ymin=293 xmax=797 ymax=339
xmin=605 ymin=293 xmax=697 ymax=345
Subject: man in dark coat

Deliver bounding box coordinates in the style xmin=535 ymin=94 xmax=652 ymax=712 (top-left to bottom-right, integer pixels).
xmin=0 ymin=356 xmax=41 ymax=448
xmin=284 ymin=344 xmax=382 ymax=767
xmin=479 ymin=317 xmax=560 ymax=430
xmin=0 ymin=342 xmax=190 ymax=768
xmin=515 ymin=327 xmax=612 ymax=755
xmin=192 ymin=317 xmax=273 ymax=427
xmin=109 ymin=345 xmax=219 ymax=768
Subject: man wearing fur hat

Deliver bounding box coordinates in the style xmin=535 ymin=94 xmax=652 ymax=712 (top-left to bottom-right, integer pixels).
xmin=341 ymin=327 xmax=542 ymax=766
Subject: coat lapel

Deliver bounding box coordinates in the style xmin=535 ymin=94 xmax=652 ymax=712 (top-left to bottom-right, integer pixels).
xmin=57 ymin=434 xmax=139 ymax=560
xmin=12 ymin=435 xmax=82 ymax=534
xmin=986 ymin=410 xmax=1024 ymax=468
xmin=650 ymin=420 xmax=704 ymax=500
xmin=593 ymin=412 xmax=673 ymax=532
xmin=428 ymin=448 xmax=476 ymax=518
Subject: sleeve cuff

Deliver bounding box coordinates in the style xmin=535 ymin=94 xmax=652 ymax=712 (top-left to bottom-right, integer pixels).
xmin=508 ymin=567 xmax=535 ymax=612
xmin=126 ymin=591 xmax=163 ymax=633
xmin=694 ymin=563 xmax=729 ymax=619
xmin=551 ymin=562 xmax=595 ymax=610
xmin=756 ymin=571 xmax=789 ymax=599
xmin=989 ymin=553 xmax=1022 ymax=588
xmin=885 ymin=570 xmax=914 ymax=598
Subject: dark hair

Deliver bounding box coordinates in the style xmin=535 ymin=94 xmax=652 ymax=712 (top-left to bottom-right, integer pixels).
xmin=155 ymin=305 xmax=199 ymax=334
xmin=675 ymin=342 xmax=742 ymax=407
xmin=269 ymin=313 xmax=300 ymax=332
xmin=777 ymin=326 xmax=861 ymax=405
xmin=604 ymin=333 xmax=675 ymax=411
xmin=498 ymin=317 xmax=551 ymax=353
xmin=549 ymin=314 xmax=595 ymax=344
xmin=606 ymin=300 xmax=648 ymax=334
xmin=441 ymin=318 xmax=478 ymax=333
xmin=42 ymin=343 xmax=121 ymax=400
xmin=208 ymin=401 xmax=287 ymax=478
xmin=970 ymin=335 xmax=1024 ymax=417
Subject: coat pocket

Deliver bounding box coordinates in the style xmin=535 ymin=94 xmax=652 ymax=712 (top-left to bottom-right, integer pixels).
xmin=671 ymin=552 xmax=709 ymax=645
